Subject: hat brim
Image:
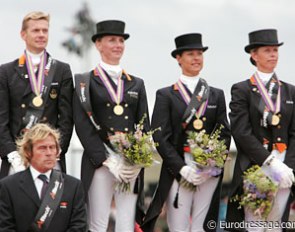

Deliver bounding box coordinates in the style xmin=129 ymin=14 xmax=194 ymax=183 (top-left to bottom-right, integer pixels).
xmin=245 ymin=42 xmax=283 ymax=53
xmin=171 ymin=46 xmax=208 ymax=58
xmin=92 ymin=33 xmax=130 ymax=42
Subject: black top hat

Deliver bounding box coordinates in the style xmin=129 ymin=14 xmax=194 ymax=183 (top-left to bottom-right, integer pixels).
xmin=91 ymin=20 xmax=130 ymax=42
xmin=171 ymin=33 xmax=208 ymax=58
xmin=244 ymin=29 xmax=283 ymax=53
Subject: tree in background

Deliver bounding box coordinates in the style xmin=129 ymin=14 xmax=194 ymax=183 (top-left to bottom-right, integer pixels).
xmin=62 ymin=2 xmax=95 ymax=57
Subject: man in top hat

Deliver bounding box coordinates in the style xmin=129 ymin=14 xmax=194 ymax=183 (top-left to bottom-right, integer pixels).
xmin=0 ymin=11 xmax=73 ymax=178
xmin=226 ymin=29 xmax=295 ymax=231
xmin=141 ymin=33 xmax=230 ymax=232
xmin=73 ymin=20 xmax=150 ymax=231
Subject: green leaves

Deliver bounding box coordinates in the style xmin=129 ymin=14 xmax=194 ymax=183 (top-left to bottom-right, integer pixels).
xmin=187 ymin=124 xmax=228 ymax=168
xmin=109 ymin=113 xmax=159 ymax=168
xmin=232 ymin=165 xmax=279 ymax=219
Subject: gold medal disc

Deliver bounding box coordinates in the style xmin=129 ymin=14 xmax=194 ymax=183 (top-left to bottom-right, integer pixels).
xmin=114 ymin=105 xmax=124 ymax=115
xmin=271 ymin=114 xmax=280 ymax=126
xmin=32 ymin=96 xmax=43 ymax=107
xmin=193 ymin=119 xmax=203 ymax=130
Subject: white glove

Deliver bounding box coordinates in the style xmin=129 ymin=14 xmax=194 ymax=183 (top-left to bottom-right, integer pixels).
xmin=263 ymin=155 xmax=294 ymax=188
xmin=7 ymin=151 xmax=26 ymax=173
xmin=184 ymin=152 xmax=195 ymax=167
xmin=103 ymin=156 xmax=123 ymax=182
xmin=194 ymin=171 xmax=210 ymax=185
xmin=180 ymin=165 xmax=208 ymax=186
xmin=120 ymin=164 xmax=141 ymax=182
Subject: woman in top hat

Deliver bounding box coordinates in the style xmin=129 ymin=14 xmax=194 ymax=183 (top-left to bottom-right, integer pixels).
xmin=141 ymin=33 xmax=231 ymax=232
xmin=226 ymin=29 xmax=295 ymax=231
xmin=73 ymin=20 xmax=150 ymax=232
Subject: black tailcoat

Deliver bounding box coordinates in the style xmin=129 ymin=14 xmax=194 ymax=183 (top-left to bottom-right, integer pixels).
xmin=73 ymin=70 xmax=150 ymax=223
xmin=141 ymin=84 xmax=231 ymax=232
xmin=226 ymin=78 xmax=295 ymax=231
xmin=0 ymin=169 xmax=87 ymax=232
xmin=0 ymin=54 xmax=74 ymax=177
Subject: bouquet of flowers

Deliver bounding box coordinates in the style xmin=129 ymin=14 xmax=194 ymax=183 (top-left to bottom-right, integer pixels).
xmin=108 ymin=113 xmax=160 ymax=192
xmin=180 ymin=125 xmax=228 ymax=190
xmin=232 ymin=165 xmax=279 ymax=219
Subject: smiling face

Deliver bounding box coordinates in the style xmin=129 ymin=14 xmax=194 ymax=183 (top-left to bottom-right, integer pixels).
xmin=176 ymin=49 xmax=204 ymax=76
xmin=21 ymin=19 xmax=49 ymax=54
xmin=251 ymin=46 xmax=279 ymax=73
xmin=95 ymin=35 xmax=125 ymax=65
xmin=29 ymin=135 xmax=58 ymax=173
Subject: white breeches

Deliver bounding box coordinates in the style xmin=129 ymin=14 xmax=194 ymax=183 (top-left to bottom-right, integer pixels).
xmin=88 ymin=166 xmax=137 ymax=232
xmin=166 ymin=177 xmax=220 ymax=232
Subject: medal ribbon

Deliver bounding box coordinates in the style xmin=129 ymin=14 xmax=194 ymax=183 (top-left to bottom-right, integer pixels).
xmin=253 ymin=72 xmax=281 ymax=114
xmin=95 ymin=65 xmax=124 ymax=105
xmin=25 ymin=50 xmax=47 ymax=96
xmin=176 ymin=80 xmax=208 ymax=118
xmin=252 ymin=73 xmax=286 ymax=152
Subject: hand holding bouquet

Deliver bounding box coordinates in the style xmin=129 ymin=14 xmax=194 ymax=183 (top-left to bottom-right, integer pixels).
xmin=180 ymin=125 xmax=228 ymax=190
xmin=232 ymin=165 xmax=279 ymax=219
xmin=107 ymin=114 xmax=159 ymax=192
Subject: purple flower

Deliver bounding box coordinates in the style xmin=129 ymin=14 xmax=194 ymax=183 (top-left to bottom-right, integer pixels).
xmin=208 ymin=167 xmax=222 ymax=176
xmin=198 ymin=166 xmax=221 ymax=176
xmin=256 ymin=192 xmax=266 ymax=199
xmin=204 ymin=149 xmax=212 ymax=153
xmin=244 ymin=182 xmax=257 ymax=193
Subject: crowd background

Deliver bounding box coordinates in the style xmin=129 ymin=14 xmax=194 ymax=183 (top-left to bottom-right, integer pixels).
xmin=2 ymin=0 xmax=295 ymax=231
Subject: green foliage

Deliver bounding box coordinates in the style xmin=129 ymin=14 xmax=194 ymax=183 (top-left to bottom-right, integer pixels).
xmin=111 ymin=113 xmax=159 ymax=167
xmin=187 ymin=124 xmax=228 ymax=168
xmin=180 ymin=125 xmax=228 ymax=191
xmin=232 ymin=165 xmax=279 ymax=219
xmin=108 ymin=113 xmax=160 ymax=192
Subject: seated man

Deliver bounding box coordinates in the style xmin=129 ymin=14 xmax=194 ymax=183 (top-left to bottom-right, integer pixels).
xmin=0 ymin=123 xmax=87 ymax=232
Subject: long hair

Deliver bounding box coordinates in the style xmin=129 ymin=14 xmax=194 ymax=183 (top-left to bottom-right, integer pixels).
xmin=16 ymin=123 xmax=60 ymax=167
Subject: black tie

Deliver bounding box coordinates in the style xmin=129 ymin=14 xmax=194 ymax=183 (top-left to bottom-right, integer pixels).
xmin=38 ymin=174 xmax=49 ymax=200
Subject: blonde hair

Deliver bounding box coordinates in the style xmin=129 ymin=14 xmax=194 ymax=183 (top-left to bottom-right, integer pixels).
xmin=21 ymin=11 xmax=50 ymax=31
xmin=16 ymin=123 xmax=60 ymax=167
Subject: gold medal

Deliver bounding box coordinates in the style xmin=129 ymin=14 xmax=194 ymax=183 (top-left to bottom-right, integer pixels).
xmin=193 ymin=119 xmax=203 ymax=130
xmin=271 ymin=114 xmax=280 ymax=126
xmin=32 ymin=96 xmax=43 ymax=107
xmin=114 ymin=105 xmax=124 ymax=115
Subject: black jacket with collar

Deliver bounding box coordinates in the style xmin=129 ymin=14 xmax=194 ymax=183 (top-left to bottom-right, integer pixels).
xmin=73 ymin=69 xmax=150 ymax=223
xmin=141 ymin=83 xmax=231 ymax=232
xmin=226 ymin=78 xmax=295 ymax=231
xmin=0 ymin=54 xmax=74 ymax=177
xmin=0 ymin=168 xmax=87 ymax=232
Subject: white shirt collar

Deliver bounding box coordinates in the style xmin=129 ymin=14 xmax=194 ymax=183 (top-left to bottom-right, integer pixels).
xmin=30 ymin=166 xmax=51 ymax=181
xmin=180 ymin=74 xmax=200 ymax=93
xmin=100 ymin=61 xmax=122 ymax=79
xmin=256 ymin=70 xmax=274 ymax=84
xmin=26 ymin=50 xmax=44 ymax=66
